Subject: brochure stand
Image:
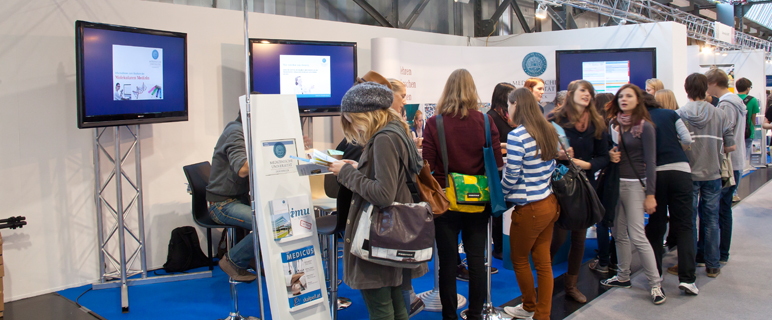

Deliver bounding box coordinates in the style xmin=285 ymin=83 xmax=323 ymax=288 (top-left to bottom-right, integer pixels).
xmin=240 ymin=94 xmax=332 ymax=320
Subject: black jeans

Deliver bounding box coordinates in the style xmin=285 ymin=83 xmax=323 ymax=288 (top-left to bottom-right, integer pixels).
xmin=646 ymin=170 xmax=696 ymax=283
xmin=492 ymin=215 xmax=503 ymax=255
xmin=435 ymin=210 xmax=488 ymax=320
xmin=718 ymin=170 xmax=741 ymax=262
xmin=595 ymin=222 xmax=617 ymax=267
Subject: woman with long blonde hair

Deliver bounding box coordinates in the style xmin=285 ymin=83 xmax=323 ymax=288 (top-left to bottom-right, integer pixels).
xmin=645 ymin=78 xmax=665 ymax=96
xmin=328 ymin=82 xmax=427 ymax=320
xmin=501 ymin=88 xmax=559 ymax=320
xmin=421 ymin=69 xmax=503 ymax=320
xmin=655 ymin=89 xmax=679 ymax=110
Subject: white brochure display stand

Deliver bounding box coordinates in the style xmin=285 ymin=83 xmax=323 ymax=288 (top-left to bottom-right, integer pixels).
xmin=240 ymin=94 xmax=332 ymax=320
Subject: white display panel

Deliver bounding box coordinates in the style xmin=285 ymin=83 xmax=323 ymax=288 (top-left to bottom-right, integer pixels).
xmin=583 ymin=61 xmax=630 ymax=94
xmin=279 ymin=55 xmax=332 ymax=98
xmin=112 ymin=45 xmax=164 ymax=100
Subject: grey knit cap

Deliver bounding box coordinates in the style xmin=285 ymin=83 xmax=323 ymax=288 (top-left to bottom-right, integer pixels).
xmin=341 ymin=82 xmax=393 ymax=113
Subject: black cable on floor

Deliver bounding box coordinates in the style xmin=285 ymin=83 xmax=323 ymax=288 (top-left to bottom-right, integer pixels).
xmin=75 ymin=287 xmax=92 ymax=308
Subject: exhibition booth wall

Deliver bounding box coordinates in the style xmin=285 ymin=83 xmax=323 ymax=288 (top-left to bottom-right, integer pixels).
xmin=0 ymin=0 xmax=470 ymax=302
xmin=474 ymin=22 xmax=690 ymax=105
xmin=686 ymin=46 xmax=768 ymax=109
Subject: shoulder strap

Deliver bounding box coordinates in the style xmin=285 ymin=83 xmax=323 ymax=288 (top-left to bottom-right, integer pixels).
xmin=484 ymin=114 xmax=492 ymax=149
xmin=618 ymin=131 xmax=646 ymax=189
xmin=382 ymin=133 xmax=421 ymax=203
xmin=437 ymin=115 xmax=449 ymax=188
xmin=743 ymin=95 xmax=753 ymax=105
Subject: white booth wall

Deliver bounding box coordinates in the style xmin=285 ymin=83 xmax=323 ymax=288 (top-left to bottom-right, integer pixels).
xmin=686 ymin=46 xmax=768 ymax=110
xmin=0 ymin=0 xmax=471 ymax=301
xmin=473 ymin=22 xmax=690 ymax=105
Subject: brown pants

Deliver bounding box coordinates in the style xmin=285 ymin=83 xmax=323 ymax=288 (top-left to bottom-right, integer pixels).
xmin=509 ymin=194 xmax=559 ymax=320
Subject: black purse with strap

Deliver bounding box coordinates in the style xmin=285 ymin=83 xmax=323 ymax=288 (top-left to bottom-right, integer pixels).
xmin=551 ymin=139 xmax=605 ymax=230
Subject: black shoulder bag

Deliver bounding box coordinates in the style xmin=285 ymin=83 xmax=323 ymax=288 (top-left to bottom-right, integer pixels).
xmin=551 ymin=139 xmax=605 ymax=230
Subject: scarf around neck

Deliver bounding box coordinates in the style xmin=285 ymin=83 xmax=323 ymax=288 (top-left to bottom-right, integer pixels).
xmin=575 ymin=110 xmax=590 ymax=132
xmin=616 ymin=112 xmax=644 ymax=138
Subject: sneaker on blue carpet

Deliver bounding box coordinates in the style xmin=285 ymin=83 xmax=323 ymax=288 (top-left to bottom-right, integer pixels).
xmin=588 ymin=259 xmax=609 ymax=273
xmin=651 ymin=286 xmax=666 ymax=305
xmin=491 ymin=267 xmax=498 ymax=274
xmin=408 ymin=298 xmax=425 ymax=318
xmin=503 ymin=304 xmax=534 ymax=319
xmin=456 ymin=264 xmax=469 ymax=282
xmin=679 ymin=282 xmax=699 ymax=295
xmin=600 ymin=275 xmax=631 ymax=288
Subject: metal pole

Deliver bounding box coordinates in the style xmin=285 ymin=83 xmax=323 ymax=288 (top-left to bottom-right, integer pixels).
xmin=417 ymin=243 xmax=466 ymax=311
xmin=94 ymin=129 xmax=106 ymax=284
xmin=329 ymin=234 xmax=338 ymax=320
xmin=114 ymin=127 xmax=129 ymax=313
xmin=135 ymin=125 xmax=148 ymax=279
xmin=480 ymin=216 xmax=505 ymax=320
xmin=244 ymin=1 xmax=266 ymax=320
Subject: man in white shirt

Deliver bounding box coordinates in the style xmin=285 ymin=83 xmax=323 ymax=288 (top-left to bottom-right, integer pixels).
xmin=114 ymin=83 xmax=123 ymax=101
xmin=705 ymin=68 xmax=746 ymax=266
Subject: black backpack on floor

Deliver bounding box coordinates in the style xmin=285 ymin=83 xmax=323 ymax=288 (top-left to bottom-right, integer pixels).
xmin=163 ymin=226 xmax=210 ymax=273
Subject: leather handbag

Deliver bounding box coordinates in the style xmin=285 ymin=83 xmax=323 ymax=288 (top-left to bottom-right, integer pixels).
xmin=437 ymin=114 xmax=488 ymax=213
xmin=415 ymin=160 xmax=450 ymax=216
xmin=482 ymin=115 xmax=507 ymax=217
xmin=551 ymin=139 xmax=605 ymax=230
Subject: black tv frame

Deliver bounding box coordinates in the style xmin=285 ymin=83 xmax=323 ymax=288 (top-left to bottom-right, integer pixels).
xmin=76 ymin=20 xmax=188 ymax=129
xmin=249 ymin=38 xmax=357 ymax=114
xmin=555 ymin=48 xmax=657 ymax=92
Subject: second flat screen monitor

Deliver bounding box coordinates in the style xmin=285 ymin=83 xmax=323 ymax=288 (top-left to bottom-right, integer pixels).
xmin=250 ymin=39 xmax=357 ymax=111
xmin=556 ymin=48 xmax=656 ymax=95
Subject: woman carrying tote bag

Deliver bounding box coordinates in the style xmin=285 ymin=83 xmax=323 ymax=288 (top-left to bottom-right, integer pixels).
xmin=328 ymin=82 xmax=428 ymax=320
xmin=500 ymin=88 xmax=559 ymax=320
xmin=546 ymin=79 xmax=609 ymax=303
xmin=421 ymin=69 xmax=504 ymax=320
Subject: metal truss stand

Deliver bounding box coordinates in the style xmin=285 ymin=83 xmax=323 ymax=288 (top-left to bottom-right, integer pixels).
xmin=92 ymin=126 xmax=211 ymax=312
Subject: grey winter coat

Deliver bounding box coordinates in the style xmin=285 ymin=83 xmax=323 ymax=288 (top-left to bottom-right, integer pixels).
xmin=337 ymin=122 xmax=428 ymax=290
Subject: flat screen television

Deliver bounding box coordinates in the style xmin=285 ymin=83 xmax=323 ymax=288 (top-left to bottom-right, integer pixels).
xmin=250 ymin=39 xmax=357 ymax=112
xmin=76 ymin=21 xmax=188 ymax=129
xmin=556 ymin=48 xmax=656 ymax=95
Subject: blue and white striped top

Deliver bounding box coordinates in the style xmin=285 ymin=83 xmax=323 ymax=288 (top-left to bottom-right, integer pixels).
xmin=501 ymin=125 xmax=555 ymax=206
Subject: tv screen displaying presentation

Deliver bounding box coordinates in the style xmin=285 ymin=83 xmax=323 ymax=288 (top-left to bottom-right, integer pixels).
xmin=250 ymin=39 xmax=357 ymax=111
xmin=76 ymin=21 xmax=188 ymax=129
xmin=556 ymin=48 xmax=656 ymax=95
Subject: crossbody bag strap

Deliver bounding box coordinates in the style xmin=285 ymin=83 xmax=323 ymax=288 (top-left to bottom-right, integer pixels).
xmin=383 ymin=133 xmax=421 ymax=204
xmin=437 ymin=114 xmax=450 ymax=189
xmin=484 ymin=114 xmax=492 ymax=149
xmin=618 ymin=127 xmax=646 ymax=189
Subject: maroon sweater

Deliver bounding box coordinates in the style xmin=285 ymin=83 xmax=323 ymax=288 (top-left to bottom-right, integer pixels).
xmin=422 ymin=111 xmax=504 ymax=187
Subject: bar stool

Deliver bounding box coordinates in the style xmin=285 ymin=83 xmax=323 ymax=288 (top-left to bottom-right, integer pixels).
xmin=182 ymin=162 xmax=257 ymax=320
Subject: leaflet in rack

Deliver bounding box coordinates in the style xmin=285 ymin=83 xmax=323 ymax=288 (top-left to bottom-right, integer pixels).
xmin=282 ymin=245 xmax=323 ymax=311
xmin=270 ymin=195 xmax=314 ymax=242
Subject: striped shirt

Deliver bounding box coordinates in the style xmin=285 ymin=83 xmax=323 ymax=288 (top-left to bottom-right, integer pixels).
xmin=501 ymin=125 xmax=555 ymax=206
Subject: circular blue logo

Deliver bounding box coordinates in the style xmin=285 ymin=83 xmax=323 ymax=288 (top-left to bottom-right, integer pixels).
xmin=273 ymin=143 xmax=287 ymax=158
xmin=152 ymin=50 xmax=159 ymax=60
xmin=322 ymin=58 xmax=327 ymax=63
xmin=522 ymin=52 xmax=547 ymax=77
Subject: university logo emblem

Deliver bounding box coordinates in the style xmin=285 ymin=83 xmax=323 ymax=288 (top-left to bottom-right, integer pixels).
xmin=522 ymin=52 xmax=547 ymax=77
xmin=152 ymin=50 xmax=159 ymax=60
xmin=273 ymin=143 xmax=287 ymax=158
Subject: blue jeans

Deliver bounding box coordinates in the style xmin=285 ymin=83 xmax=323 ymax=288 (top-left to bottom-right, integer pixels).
xmin=693 ymin=179 xmax=721 ymax=269
xmin=719 ymin=170 xmax=741 ymax=261
xmin=209 ymin=198 xmax=254 ymax=269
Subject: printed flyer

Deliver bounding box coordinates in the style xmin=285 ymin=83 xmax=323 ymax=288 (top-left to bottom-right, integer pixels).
xmin=281 ymin=245 xmax=323 ymax=310
xmin=262 ymin=139 xmax=298 ymax=176
xmin=270 ymin=195 xmax=314 ymax=241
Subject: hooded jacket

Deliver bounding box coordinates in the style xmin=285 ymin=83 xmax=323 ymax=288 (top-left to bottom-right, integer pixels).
xmin=717 ymin=93 xmax=747 ymax=172
xmin=677 ymin=100 xmax=734 ymax=181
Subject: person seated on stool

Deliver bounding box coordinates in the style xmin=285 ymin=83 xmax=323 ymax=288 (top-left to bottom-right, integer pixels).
xmin=206 ymin=113 xmax=257 ymax=283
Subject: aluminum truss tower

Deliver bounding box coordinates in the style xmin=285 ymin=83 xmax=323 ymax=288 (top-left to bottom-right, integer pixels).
xmin=539 ymin=0 xmax=772 ymax=59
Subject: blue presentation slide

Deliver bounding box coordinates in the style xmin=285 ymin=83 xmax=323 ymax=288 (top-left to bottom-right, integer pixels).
xmin=582 ymin=61 xmax=630 ymax=94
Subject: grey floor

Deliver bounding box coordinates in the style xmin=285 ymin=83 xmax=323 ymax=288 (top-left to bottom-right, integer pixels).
xmin=566 ymin=179 xmax=772 ymax=320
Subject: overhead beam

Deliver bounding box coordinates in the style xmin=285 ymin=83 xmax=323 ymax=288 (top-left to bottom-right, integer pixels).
xmin=403 ymin=0 xmax=432 ymax=29
xmin=475 ymin=0 xmax=515 ymax=36
xmin=352 ymin=0 xmax=395 ymax=27
xmin=511 ymin=0 xmax=533 ymax=33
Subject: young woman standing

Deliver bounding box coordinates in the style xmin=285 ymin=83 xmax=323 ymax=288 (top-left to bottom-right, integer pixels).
xmin=487 ymin=82 xmax=517 ymax=260
xmin=523 ymin=77 xmax=546 ymax=106
xmin=645 ymin=78 xmax=665 ymax=96
xmin=328 ymin=82 xmax=427 ymax=320
xmin=602 ymin=84 xmax=666 ymax=305
xmin=547 ymin=80 xmax=609 ymax=303
xmin=422 ymin=69 xmax=503 ymax=320
xmin=655 ymin=89 xmax=680 ymax=110
xmin=501 ymin=88 xmax=559 ymax=320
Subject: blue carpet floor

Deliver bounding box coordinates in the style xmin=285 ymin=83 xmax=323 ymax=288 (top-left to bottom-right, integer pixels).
xmin=60 ymin=239 xmax=599 ymax=320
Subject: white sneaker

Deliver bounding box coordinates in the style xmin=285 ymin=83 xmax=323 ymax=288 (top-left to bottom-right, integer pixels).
xmin=503 ymin=304 xmax=535 ymax=319
xmin=679 ymin=282 xmax=699 ymax=295
xmin=651 ymin=286 xmax=667 ymax=305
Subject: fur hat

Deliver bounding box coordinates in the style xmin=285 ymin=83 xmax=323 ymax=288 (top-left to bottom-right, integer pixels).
xmin=341 ymin=82 xmax=394 ymax=113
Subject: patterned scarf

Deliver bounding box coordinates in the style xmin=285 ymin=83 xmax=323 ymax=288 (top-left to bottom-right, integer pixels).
xmin=616 ymin=112 xmax=644 ymax=138
xmin=575 ymin=110 xmax=590 ymax=132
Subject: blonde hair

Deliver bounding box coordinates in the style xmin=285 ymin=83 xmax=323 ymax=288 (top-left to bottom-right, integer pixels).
xmin=389 ymin=79 xmax=406 ymax=95
xmin=655 ymin=89 xmax=679 ymax=110
xmin=437 ymin=69 xmax=481 ymax=119
xmin=341 ymin=108 xmax=410 ymax=147
xmin=646 ymin=78 xmax=664 ymax=92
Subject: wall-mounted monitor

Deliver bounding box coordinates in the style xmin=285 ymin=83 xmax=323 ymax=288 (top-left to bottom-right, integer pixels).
xmin=556 ymin=48 xmax=656 ymax=95
xmin=250 ymin=39 xmax=357 ymax=112
xmin=76 ymin=21 xmax=188 ymax=129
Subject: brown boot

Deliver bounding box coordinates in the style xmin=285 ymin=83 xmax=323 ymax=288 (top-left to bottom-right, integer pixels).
xmin=565 ymin=274 xmax=587 ymax=303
